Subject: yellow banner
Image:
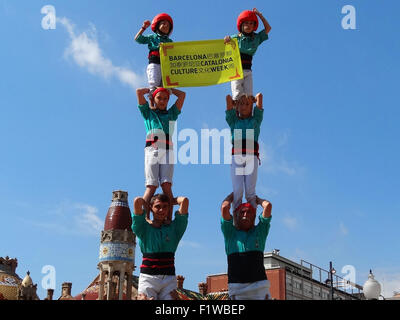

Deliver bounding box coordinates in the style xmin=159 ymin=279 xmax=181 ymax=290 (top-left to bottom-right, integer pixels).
xmin=160 ymin=39 xmax=243 ymax=88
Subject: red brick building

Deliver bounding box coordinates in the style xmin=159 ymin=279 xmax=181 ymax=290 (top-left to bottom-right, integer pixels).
xmin=205 ymin=251 xmax=364 ymax=300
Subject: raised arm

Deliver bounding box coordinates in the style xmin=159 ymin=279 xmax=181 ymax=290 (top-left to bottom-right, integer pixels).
xmin=134 ymin=197 xmax=146 ymax=216
xmin=256 ymin=196 xmax=272 ymax=218
xmin=170 ymin=88 xmax=186 ymax=111
xmin=134 ymin=20 xmax=151 ymax=41
xmin=136 ymin=87 xmax=150 ymax=105
xmin=255 ymin=93 xmax=263 ymax=110
xmin=253 ymin=8 xmax=271 ymax=34
xmin=173 ymin=196 xmax=189 ymax=215
xmin=221 ymin=193 xmax=233 ymax=221
xmin=226 ymin=94 xmax=234 ymax=110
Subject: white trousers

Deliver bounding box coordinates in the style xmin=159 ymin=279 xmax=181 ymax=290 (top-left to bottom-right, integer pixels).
xmin=231 ymin=69 xmax=253 ymax=100
xmin=229 ymin=280 xmax=271 ymax=300
xmin=147 ymin=63 xmax=162 ymax=92
xmin=138 ymin=273 xmax=177 ymax=300
xmin=231 ymin=154 xmax=258 ymax=210
xmin=144 ymin=146 xmax=174 ymax=187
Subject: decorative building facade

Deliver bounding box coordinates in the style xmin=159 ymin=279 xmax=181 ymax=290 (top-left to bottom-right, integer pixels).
xmin=0 ymin=257 xmax=39 ymax=300
xmin=97 ymin=190 xmax=136 ymax=300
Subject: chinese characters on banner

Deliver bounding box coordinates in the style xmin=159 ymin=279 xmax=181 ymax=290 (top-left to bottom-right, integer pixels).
xmin=160 ymin=39 xmax=243 ymax=88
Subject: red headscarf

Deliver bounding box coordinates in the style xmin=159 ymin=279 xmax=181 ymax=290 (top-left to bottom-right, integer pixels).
xmin=235 ymin=202 xmax=256 ymax=214
xmin=152 ymin=87 xmax=170 ymax=99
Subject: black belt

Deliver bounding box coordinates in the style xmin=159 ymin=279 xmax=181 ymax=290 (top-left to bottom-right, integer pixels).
xmin=227 ymin=251 xmax=267 ymax=283
xmin=232 ymin=140 xmax=259 ymax=156
xmin=145 ymin=134 xmax=172 ymax=150
xmin=240 ymin=53 xmax=253 ymax=70
xmin=141 ymin=252 xmax=175 ymax=275
xmin=148 ymin=50 xmax=161 ymax=64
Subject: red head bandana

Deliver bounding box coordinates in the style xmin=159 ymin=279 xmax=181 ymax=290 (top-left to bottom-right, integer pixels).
xmin=152 ymin=87 xmax=170 ymax=99
xmin=235 ymin=202 xmax=256 ymax=214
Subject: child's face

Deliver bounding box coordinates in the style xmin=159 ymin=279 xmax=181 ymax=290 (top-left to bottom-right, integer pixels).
xmin=151 ymin=199 xmax=169 ymax=223
xmin=158 ymin=20 xmax=171 ymax=35
xmin=154 ymin=91 xmax=169 ymax=110
xmin=242 ymin=21 xmax=256 ymax=33
xmin=237 ymin=96 xmax=253 ymax=118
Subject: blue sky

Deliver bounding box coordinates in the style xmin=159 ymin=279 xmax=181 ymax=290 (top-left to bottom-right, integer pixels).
xmin=1 ymin=0 xmax=400 ymax=299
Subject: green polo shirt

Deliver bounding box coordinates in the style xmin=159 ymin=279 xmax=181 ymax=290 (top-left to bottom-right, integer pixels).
xmin=231 ymin=29 xmax=269 ymax=56
xmin=225 ymin=107 xmax=264 ymax=143
xmin=221 ymin=215 xmax=271 ymax=256
xmin=138 ymin=102 xmax=180 ymax=137
xmin=131 ymin=211 xmax=188 ymax=254
xmin=135 ymin=33 xmax=173 ymax=52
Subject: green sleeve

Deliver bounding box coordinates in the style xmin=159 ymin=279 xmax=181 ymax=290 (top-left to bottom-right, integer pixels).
xmin=138 ymin=102 xmax=150 ymax=119
xmin=172 ymin=211 xmax=188 ymax=242
xmin=256 ymin=215 xmax=272 ymax=243
xmin=220 ymin=217 xmax=235 ymax=240
xmin=225 ymin=109 xmax=238 ymax=128
xmin=256 ymin=29 xmax=269 ymax=44
xmin=253 ymin=107 xmax=264 ymax=127
xmin=168 ymin=104 xmax=181 ymax=121
xmin=131 ymin=212 xmax=147 ymax=239
xmin=135 ymin=34 xmax=151 ymax=45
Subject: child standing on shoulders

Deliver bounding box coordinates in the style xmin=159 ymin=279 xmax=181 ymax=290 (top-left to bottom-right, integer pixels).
xmin=226 ymin=92 xmax=264 ymax=212
xmin=224 ymin=8 xmax=271 ymax=101
xmin=135 ymin=13 xmax=174 ymax=92
xmin=136 ymin=86 xmax=186 ymax=223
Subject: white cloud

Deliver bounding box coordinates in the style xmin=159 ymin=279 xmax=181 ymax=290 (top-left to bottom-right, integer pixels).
xmin=276 ymin=130 xmax=290 ymax=147
xmin=58 ymin=17 xmax=144 ymax=90
xmin=257 ymin=184 xmax=278 ymax=197
xmin=20 ymin=201 xmax=103 ymax=237
xmin=339 ymin=222 xmax=349 ymax=235
xmin=179 ymin=240 xmax=203 ymax=249
xmin=74 ymin=204 xmax=103 ymax=236
xmin=374 ymin=271 xmax=400 ymax=298
xmin=259 ymin=139 xmax=298 ymax=176
xmin=282 ymin=216 xmax=298 ymax=230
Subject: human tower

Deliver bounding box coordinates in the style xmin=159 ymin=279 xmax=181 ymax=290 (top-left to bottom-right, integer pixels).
xmin=131 ymin=8 xmax=273 ymax=300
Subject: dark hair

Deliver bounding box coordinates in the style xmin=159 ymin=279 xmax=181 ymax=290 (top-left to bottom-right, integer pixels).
xmin=150 ymin=194 xmax=170 ymax=207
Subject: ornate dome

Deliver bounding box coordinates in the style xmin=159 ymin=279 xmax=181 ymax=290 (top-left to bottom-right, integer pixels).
xmin=21 ymin=272 xmax=33 ymax=287
xmin=104 ymin=190 xmax=132 ymax=231
xmin=0 ymin=257 xmax=22 ymax=300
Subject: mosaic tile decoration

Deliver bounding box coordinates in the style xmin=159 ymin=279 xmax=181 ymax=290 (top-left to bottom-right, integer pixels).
xmin=99 ymin=242 xmax=135 ymax=262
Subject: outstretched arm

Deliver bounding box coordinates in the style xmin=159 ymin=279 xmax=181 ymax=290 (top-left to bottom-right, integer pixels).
xmin=221 ymin=193 xmax=233 ymax=221
xmin=170 ymin=88 xmax=186 ymax=111
xmin=253 ymin=8 xmax=271 ymax=34
xmin=134 ymin=20 xmax=151 ymax=41
xmin=173 ymin=196 xmax=189 ymax=215
xmin=256 ymin=196 xmax=272 ymax=218
xmin=136 ymin=87 xmax=150 ymax=105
